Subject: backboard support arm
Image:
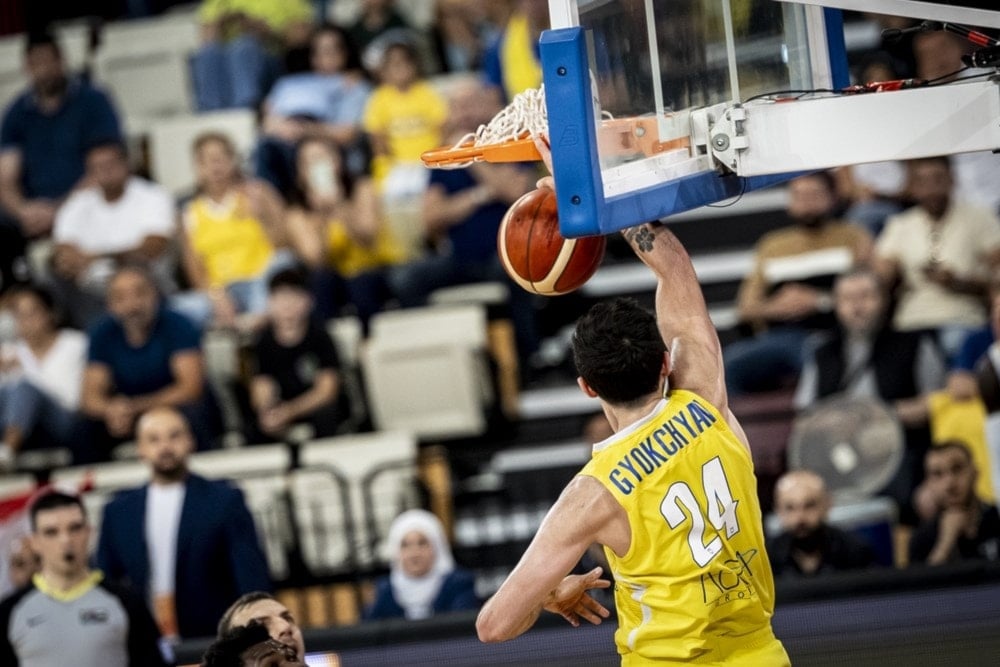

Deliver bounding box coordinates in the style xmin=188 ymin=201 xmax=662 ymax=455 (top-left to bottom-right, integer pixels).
xmin=709 ymin=77 xmax=1000 ymax=176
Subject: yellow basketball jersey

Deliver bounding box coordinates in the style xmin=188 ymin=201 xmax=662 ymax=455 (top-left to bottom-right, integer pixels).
xmin=185 ymin=192 xmax=274 ymax=288
xmin=325 ymin=217 xmax=405 ymax=279
xmin=580 ymin=389 xmax=786 ymax=666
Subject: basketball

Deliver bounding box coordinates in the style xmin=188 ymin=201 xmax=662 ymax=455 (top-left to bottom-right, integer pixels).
xmin=497 ymin=188 xmax=606 ymax=296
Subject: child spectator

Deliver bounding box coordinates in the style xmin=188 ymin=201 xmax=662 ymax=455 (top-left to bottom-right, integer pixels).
xmin=286 ymin=136 xmax=403 ymax=327
xmin=362 ymin=39 xmax=447 ymax=186
xmin=174 ymin=133 xmax=292 ymax=332
xmin=248 ymin=268 xmax=345 ymax=441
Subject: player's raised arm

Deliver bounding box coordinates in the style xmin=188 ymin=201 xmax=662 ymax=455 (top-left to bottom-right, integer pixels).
xmin=621 ymin=224 xmax=728 ymax=412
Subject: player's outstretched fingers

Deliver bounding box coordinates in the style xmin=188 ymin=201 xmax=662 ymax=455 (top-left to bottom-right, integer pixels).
xmin=576 ymin=594 xmax=610 ymax=625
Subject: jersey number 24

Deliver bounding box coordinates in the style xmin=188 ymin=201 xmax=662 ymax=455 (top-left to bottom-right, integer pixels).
xmin=660 ymin=456 xmax=741 ymax=567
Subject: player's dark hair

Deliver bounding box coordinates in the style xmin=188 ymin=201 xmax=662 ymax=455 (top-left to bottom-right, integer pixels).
xmin=217 ymin=592 xmax=278 ymax=636
xmin=29 ymin=491 xmax=86 ymax=531
xmin=572 ymin=298 xmax=667 ymax=406
xmin=927 ymin=440 xmax=974 ymax=466
xmin=25 ymin=31 xmax=61 ymax=58
xmin=202 ymin=622 xmax=272 ymax=667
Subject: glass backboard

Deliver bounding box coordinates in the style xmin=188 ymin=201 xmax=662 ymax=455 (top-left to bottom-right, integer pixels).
xmin=542 ymin=0 xmax=847 ymax=237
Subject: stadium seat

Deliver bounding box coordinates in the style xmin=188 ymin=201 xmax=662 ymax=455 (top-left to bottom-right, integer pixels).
xmin=363 ymin=305 xmax=493 ymax=439
xmin=326 ymin=316 xmax=369 ymax=432
xmin=0 ymin=474 xmax=36 ymax=499
xmin=95 ymin=48 xmax=192 ymax=135
xmin=148 ymin=109 xmax=258 ymax=196
xmin=0 ymin=35 xmax=25 ymax=114
xmin=297 ymin=431 xmax=420 ymax=570
xmin=98 ymin=14 xmax=199 ymax=59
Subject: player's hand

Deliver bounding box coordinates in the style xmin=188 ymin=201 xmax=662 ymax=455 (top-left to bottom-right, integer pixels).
xmin=543 ymin=566 xmax=611 ymax=628
xmin=533 ymin=135 xmax=555 ymax=192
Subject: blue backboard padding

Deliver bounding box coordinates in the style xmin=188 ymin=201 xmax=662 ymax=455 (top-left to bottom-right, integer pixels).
xmin=540 ymin=14 xmax=842 ymax=238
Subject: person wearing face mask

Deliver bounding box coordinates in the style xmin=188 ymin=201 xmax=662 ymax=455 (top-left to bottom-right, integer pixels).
xmin=724 ymin=172 xmax=874 ymax=396
xmin=365 ymin=509 xmax=479 ymax=621
xmin=767 ymin=470 xmax=875 ymax=577
xmin=285 ymin=136 xmax=404 ymax=330
xmin=202 ymin=622 xmax=306 ymax=667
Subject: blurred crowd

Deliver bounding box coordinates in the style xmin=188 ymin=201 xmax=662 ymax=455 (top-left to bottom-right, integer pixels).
xmin=0 ymin=1 xmax=998 ymax=665
xmin=0 ymin=1 xmax=554 ymax=467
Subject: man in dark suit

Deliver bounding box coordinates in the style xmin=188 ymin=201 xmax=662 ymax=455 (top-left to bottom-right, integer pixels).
xmin=97 ymin=407 xmax=271 ymax=640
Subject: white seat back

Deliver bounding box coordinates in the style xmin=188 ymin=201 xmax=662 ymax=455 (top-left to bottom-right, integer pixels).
xmin=296 ymin=431 xmax=419 ymax=569
xmin=95 ymin=48 xmax=192 ymax=134
xmin=148 ymin=109 xmax=257 ymax=195
xmin=364 ymin=305 xmax=492 ymax=439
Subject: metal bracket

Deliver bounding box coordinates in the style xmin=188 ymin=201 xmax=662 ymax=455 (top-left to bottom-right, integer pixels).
xmin=707 ymin=105 xmax=749 ymax=174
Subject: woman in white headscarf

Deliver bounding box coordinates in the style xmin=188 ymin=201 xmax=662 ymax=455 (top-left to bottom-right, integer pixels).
xmin=365 ymin=509 xmax=479 ymax=620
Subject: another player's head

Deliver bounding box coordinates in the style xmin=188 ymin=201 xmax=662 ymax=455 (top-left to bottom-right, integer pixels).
xmin=201 ymin=622 xmax=305 ymax=667
xmin=29 ymin=491 xmax=90 ymax=582
xmin=786 ymin=171 xmax=838 ymax=228
xmin=218 ymin=592 xmax=306 ymax=662
xmin=136 ymin=407 xmax=195 ymax=484
xmin=572 ymin=298 xmax=668 ymax=407
xmin=774 ymin=470 xmax=831 ymax=544
xmin=833 ymin=269 xmax=886 ymax=338
xmin=924 ymin=441 xmax=978 ymax=511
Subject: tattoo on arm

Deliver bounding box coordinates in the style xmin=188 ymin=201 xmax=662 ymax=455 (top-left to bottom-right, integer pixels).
xmin=622 ymin=225 xmax=656 ymax=253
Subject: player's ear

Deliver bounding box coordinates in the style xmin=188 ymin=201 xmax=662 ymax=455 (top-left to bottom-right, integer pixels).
xmin=577 ymin=377 xmax=599 ymax=398
xmin=661 ymin=352 xmax=671 ymax=378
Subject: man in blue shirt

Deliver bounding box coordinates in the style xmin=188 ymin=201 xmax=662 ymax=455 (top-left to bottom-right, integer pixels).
xmin=0 ymin=32 xmax=121 ymax=239
xmin=80 ymin=264 xmax=220 ymax=462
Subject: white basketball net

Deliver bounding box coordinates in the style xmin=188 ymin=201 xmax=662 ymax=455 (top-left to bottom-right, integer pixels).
xmin=441 ymin=85 xmax=549 ymax=169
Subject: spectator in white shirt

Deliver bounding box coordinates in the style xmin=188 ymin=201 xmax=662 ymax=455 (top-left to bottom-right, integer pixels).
xmin=50 ymin=141 xmax=176 ymax=328
xmin=0 ymin=284 xmax=87 ymax=468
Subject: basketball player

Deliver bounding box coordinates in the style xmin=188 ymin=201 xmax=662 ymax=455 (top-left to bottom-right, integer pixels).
xmin=476 ymin=145 xmax=788 ymax=665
